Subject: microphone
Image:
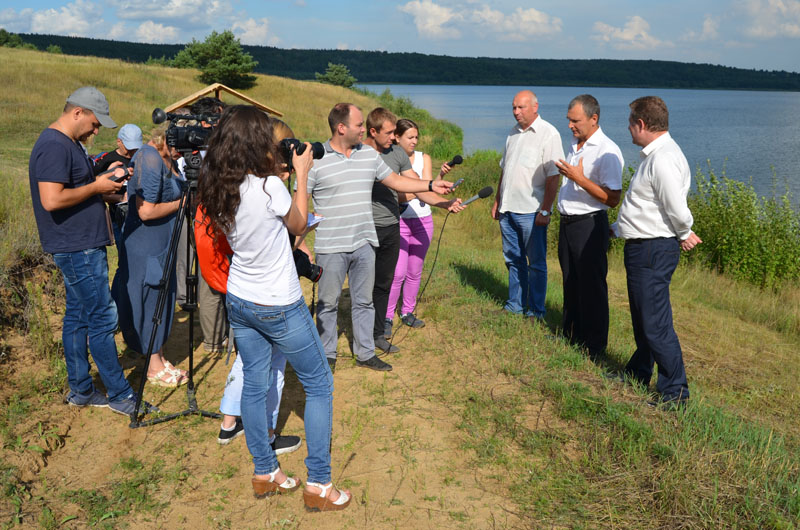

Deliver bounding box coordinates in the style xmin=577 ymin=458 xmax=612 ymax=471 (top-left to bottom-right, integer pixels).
xmin=461 ymin=186 xmax=494 ymax=206
xmin=446 ymin=155 xmax=463 ymax=167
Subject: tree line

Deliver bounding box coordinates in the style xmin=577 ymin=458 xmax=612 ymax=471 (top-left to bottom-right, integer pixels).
xmin=18 ymin=32 xmax=800 ymax=91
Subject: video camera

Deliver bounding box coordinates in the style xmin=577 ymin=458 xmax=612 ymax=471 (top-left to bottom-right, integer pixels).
xmin=152 ymin=108 xmax=220 ymax=181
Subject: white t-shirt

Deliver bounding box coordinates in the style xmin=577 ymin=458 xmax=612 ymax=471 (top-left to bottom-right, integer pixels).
xmin=557 ymin=127 xmax=623 ymax=216
xmin=226 ymin=174 xmax=302 ymax=305
xmin=401 ymin=150 xmax=433 ymax=219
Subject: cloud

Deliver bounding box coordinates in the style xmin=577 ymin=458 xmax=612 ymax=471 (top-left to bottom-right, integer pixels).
xmin=0 ymin=7 xmax=34 ymax=32
xmin=398 ymin=0 xmax=461 ymax=40
xmin=592 ymin=15 xmax=673 ymax=50
xmin=110 ymin=0 xmax=231 ymax=28
xmin=471 ymin=5 xmax=561 ymax=41
xmin=232 ymin=17 xmax=278 ymax=46
xmin=135 ymin=20 xmax=179 ymax=43
xmin=336 ymin=42 xmax=348 ymax=50
xmin=108 ymin=21 xmax=127 ymax=40
xmin=740 ymin=0 xmax=800 ymax=38
xmin=683 ymin=14 xmax=720 ymax=41
xmin=30 ymin=0 xmax=98 ymax=36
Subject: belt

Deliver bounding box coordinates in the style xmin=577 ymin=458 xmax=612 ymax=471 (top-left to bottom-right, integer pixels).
xmin=625 ymin=236 xmax=677 ymax=244
xmin=560 ymin=210 xmax=605 ymax=224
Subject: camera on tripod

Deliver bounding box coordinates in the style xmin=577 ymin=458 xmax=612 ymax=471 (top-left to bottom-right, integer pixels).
xmin=279 ymin=138 xmax=325 ymax=172
xmin=152 ymin=108 xmax=221 ymax=181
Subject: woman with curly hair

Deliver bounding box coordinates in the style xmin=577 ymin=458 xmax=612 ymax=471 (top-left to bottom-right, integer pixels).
xmin=198 ymin=105 xmax=350 ymax=511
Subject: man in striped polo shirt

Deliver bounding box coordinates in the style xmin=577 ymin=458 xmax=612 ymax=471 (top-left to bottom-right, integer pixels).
xmin=309 ymin=103 xmax=453 ymax=372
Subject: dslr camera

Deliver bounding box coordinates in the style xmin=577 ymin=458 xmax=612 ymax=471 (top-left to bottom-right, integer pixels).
xmin=152 ymin=108 xmax=221 ymax=180
xmin=279 ymin=139 xmax=325 ymax=172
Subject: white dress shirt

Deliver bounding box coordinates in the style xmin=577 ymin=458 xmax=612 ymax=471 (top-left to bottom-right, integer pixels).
xmin=557 ymin=127 xmax=623 ymax=216
xmin=617 ymin=132 xmax=694 ymax=240
xmin=498 ymin=115 xmax=564 ymax=214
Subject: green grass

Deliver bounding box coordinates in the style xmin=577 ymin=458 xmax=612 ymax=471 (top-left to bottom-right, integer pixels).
xmin=1 ymin=45 xmax=799 ymax=529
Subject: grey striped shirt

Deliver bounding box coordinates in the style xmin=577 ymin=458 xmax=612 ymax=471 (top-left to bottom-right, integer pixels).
xmin=308 ymin=141 xmax=392 ymax=254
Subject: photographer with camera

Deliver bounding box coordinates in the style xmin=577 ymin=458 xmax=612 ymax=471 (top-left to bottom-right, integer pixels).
xmin=204 ymin=118 xmax=312 ymax=455
xmin=112 ymin=124 xmax=189 ymax=387
xmin=198 ymin=105 xmax=350 ymax=511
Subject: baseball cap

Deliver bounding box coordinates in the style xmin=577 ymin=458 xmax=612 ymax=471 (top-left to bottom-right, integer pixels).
xmin=66 ymin=86 xmax=117 ymax=129
xmin=117 ymin=124 xmax=143 ymax=150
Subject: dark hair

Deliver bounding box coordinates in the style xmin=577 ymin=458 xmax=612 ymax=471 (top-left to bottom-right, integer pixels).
xmin=198 ymin=105 xmax=281 ymax=235
xmin=629 ymin=96 xmax=669 ymax=132
xmin=328 ymin=103 xmax=354 ymax=134
xmin=394 ymin=118 xmax=419 ymax=139
xmin=569 ymin=94 xmax=600 ymax=122
xmin=366 ymin=107 xmax=397 ymax=138
xmin=191 ymin=97 xmax=226 ymax=115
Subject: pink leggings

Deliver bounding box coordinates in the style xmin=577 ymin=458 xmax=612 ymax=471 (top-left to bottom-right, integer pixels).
xmin=387 ymin=215 xmax=434 ymax=318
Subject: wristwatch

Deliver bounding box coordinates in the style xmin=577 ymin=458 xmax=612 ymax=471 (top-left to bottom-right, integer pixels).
xmin=428 ymin=180 xmax=433 ymax=192
xmin=539 ymin=209 xmax=550 ymax=217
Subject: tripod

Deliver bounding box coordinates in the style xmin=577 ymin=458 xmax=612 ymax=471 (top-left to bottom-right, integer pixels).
xmin=129 ymin=153 xmax=222 ymax=428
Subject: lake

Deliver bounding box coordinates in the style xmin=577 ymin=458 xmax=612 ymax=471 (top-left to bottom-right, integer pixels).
xmin=359 ymin=84 xmax=800 ymax=201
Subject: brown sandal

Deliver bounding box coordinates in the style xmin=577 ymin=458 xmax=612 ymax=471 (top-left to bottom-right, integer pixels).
xmin=303 ymin=482 xmax=351 ymax=512
xmin=252 ymin=468 xmax=301 ymax=498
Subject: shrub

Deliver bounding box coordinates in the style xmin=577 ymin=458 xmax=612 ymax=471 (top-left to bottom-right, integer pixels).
xmin=45 ymin=44 xmax=61 ymax=54
xmin=688 ymin=169 xmax=800 ymax=289
xmin=315 ymin=63 xmax=356 ymax=88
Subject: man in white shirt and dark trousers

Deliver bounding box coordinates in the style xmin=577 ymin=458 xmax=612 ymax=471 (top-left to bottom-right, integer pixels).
xmin=555 ymin=95 xmax=623 ymax=361
xmin=491 ymin=90 xmax=564 ymax=321
xmin=616 ymin=96 xmax=702 ymax=407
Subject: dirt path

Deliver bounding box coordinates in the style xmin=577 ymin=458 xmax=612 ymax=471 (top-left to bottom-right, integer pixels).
xmin=1 ymin=287 xmax=525 ymax=529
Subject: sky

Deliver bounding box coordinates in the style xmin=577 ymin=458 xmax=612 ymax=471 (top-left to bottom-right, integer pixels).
xmin=1 ymin=0 xmax=799 ymax=73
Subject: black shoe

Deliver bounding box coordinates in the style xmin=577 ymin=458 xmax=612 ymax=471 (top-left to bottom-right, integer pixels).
xmin=271 ymin=434 xmax=302 ymax=455
xmin=356 ymin=355 xmax=393 ymax=371
xmin=327 ymin=358 xmax=336 ymax=373
xmin=384 ymin=319 xmax=393 ymax=339
xmin=374 ymin=337 xmax=399 ymax=353
xmin=217 ymin=417 xmax=245 ymax=445
xmin=400 ymin=313 xmax=425 ymax=328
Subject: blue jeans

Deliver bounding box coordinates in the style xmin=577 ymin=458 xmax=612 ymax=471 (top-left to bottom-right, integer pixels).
xmin=219 ymin=349 xmax=287 ymax=434
xmin=226 ymin=293 xmax=334 ymax=482
xmin=52 ymin=247 xmax=133 ymax=403
xmin=499 ymin=212 xmax=548 ymax=317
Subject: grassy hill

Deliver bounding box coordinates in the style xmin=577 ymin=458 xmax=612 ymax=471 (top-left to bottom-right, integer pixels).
xmin=0 ymin=47 xmax=798 ymax=528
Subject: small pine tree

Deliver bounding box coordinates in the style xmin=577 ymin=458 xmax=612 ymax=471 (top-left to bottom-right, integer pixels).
xmin=315 ymin=63 xmax=357 ymax=88
xmin=171 ymin=30 xmax=257 ymax=89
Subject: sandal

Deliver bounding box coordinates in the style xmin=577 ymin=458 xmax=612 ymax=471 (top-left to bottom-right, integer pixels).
xmin=163 ymin=361 xmax=188 ymax=379
xmin=252 ymin=468 xmax=301 ymax=498
xmin=304 ymin=482 xmax=351 ymax=512
xmin=147 ymin=368 xmax=188 ymax=388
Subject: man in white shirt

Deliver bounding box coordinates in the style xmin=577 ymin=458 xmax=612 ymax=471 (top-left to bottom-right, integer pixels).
xmin=491 ymin=90 xmax=564 ymax=320
xmin=616 ymin=96 xmax=702 ymax=407
xmin=555 ymin=95 xmax=623 ymax=360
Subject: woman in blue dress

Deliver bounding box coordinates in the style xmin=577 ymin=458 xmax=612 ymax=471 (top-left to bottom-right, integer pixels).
xmin=113 ymin=125 xmax=188 ymax=387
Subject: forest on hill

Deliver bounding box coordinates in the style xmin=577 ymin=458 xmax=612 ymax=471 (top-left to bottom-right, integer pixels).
xmin=19 ymin=33 xmax=800 ymax=91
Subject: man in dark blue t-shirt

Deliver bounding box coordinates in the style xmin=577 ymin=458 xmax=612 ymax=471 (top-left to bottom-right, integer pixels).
xmin=29 ymin=86 xmax=138 ymax=416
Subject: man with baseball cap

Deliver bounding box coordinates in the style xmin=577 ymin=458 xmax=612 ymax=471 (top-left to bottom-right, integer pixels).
xmin=92 ymin=123 xmax=143 ymax=176
xmin=29 ymin=86 xmax=139 ymax=416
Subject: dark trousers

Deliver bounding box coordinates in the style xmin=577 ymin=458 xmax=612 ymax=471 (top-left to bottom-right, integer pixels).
xmin=373 ymin=223 xmax=401 ymax=339
xmin=623 ymin=237 xmax=689 ymax=401
xmin=558 ymin=210 xmax=609 ymax=357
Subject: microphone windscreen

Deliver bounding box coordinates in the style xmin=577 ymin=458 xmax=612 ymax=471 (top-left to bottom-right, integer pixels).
xmin=451 ymin=155 xmax=463 ymax=166
xmin=478 ymin=186 xmax=493 ymax=199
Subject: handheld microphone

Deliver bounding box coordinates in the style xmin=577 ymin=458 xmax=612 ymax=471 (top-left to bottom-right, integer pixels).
xmin=461 ymin=186 xmax=494 ymax=206
xmin=446 ymin=155 xmax=463 ymax=167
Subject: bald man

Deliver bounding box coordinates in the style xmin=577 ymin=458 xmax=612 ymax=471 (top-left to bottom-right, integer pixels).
xmin=491 ymin=90 xmax=564 ymax=321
